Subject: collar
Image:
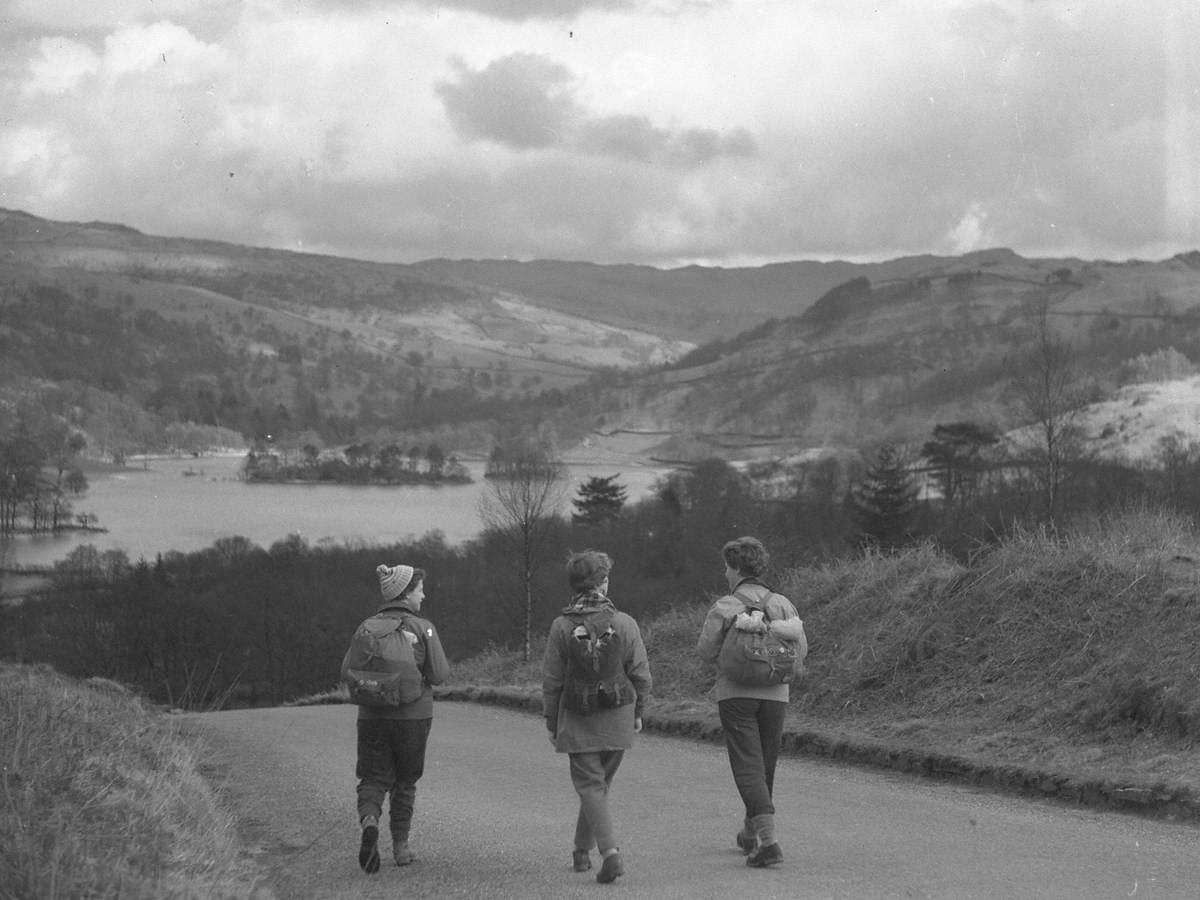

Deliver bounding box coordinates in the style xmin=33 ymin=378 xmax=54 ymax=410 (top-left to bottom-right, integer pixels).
xmin=563 ymin=590 xmax=614 ymax=614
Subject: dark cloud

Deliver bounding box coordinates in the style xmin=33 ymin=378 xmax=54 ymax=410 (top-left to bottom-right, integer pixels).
xmin=438 ymin=54 xmax=758 ymax=165
xmin=577 ymin=116 xmax=756 ymax=165
xmin=435 ymin=54 xmax=580 ymax=149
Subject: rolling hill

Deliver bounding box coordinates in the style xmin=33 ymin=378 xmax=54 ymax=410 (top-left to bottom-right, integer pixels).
xmin=573 ymin=250 xmax=1200 ymax=462
xmin=4 ymin=206 xmax=1200 ymax=467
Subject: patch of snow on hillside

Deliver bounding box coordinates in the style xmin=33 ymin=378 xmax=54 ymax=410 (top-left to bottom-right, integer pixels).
xmin=1080 ymin=376 xmax=1200 ymax=462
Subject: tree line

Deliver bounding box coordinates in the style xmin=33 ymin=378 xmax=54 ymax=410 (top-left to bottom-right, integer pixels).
xmin=6 ymin=425 xmax=1200 ymax=706
xmin=0 ymin=400 xmax=90 ymax=537
xmin=242 ymin=440 xmax=471 ymax=485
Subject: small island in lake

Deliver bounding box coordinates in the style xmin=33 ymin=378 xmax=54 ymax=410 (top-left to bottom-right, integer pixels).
xmin=241 ymin=442 xmax=472 ymax=486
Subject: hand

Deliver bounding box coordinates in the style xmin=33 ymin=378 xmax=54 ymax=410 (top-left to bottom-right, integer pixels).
xmin=634 ymin=717 xmax=643 ymax=733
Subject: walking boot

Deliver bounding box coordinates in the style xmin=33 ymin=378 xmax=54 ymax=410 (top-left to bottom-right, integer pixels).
xmin=735 ymin=816 xmax=757 ymax=855
xmin=358 ymin=815 xmax=380 ymax=874
xmin=573 ymin=849 xmax=593 ymax=872
xmin=746 ymin=813 xmax=782 ymax=868
xmin=597 ymin=849 xmax=625 ymax=884
xmin=392 ymin=836 xmax=414 ymax=866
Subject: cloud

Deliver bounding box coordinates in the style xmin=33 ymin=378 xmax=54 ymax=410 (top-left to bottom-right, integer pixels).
xmin=312 ymin=0 xmax=640 ymax=23
xmin=577 ymin=115 xmax=755 ymax=165
xmin=24 ymin=37 xmax=100 ymax=95
xmin=944 ymin=203 xmax=994 ymax=255
xmin=1 ymin=0 xmax=1197 ymax=267
xmin=437 ymin=52 xmax=758 ymax=166
xmin=436 ymin=54 xmax=580 ymax=149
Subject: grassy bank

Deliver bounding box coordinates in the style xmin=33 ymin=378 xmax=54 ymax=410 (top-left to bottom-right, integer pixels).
xmin=444 ymin=507 xmax=1200 ymax=815
xmin=0 ymin=663 xmax=263 ymax=899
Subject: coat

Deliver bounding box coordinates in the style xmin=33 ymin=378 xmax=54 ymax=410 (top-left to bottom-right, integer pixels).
xmin=542 ymin=594 xmax=652 ymax=754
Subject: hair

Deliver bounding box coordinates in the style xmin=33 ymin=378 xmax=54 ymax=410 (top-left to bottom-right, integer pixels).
xmin=399 ymin=567 xmax=426 ymax=598
xmin=566 ymin=550 xmax=613 ymax=592
xmin=722 ymin=536 xmax=769 ymax=577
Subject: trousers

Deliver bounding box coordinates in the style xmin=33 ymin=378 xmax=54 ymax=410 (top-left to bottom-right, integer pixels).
xmin=568 ymin=750 xmax=625 ymax=854
xmin=718 ymin=697 xmax=786 ymax=817
xmin=355 ymin=717 xmax=432 ymax=838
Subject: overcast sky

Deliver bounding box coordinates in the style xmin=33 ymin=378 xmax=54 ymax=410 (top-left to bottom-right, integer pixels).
xmin=1 ymin=0 xmax=1197 ymax=267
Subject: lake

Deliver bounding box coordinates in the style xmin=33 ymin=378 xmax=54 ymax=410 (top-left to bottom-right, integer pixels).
xmin=0 ymin=455 xmax=670 ymax=577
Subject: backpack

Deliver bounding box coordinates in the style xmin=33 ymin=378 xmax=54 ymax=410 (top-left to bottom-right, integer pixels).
xmin=562 ymin=607 xmax=637 ymax=715
xmin=343 ymin=613 xmax=425 ymax=707
xmin=717 ymin=590 xmax=802 ymax=686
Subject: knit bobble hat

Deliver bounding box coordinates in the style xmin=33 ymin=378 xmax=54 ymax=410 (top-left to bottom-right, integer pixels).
xmin=377 ymin=563 xmax=414 ymax=602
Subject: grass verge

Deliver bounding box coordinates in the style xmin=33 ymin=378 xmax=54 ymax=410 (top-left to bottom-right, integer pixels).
xmin=0 ymin=663 xmax=266 ymax=900
xmin=390 ymin=508 xmax=1200 ymax=821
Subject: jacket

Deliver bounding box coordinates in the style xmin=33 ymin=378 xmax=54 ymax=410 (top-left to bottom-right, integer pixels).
xmin=542 ymin=593 xmax=652 ymax=754
xmin=341 ymin=598 xmax=451 ymax=720
xmin=696 ymin=579 xmax=806 ymax=703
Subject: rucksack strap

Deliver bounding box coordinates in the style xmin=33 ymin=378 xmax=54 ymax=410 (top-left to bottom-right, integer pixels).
xmin=371 ymin=613 xmax=407 ymax=635
xmin=731 ymin=588 xmax=774 ymax=621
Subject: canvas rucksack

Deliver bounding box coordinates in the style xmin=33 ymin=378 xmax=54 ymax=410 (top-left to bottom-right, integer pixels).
xmin=343 ymin=612 xmax=425 ymax=707
xmin=562 ymin=607 xmax=636 ymax=715
xmin=717 ymin=589 xmax=803 ymax=687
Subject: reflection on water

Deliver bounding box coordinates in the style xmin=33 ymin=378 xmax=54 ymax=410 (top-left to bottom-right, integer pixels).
xmin=0 ymin=455 xmax=668 ymax=575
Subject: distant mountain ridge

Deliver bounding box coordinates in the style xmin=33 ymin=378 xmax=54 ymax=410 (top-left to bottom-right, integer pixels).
xmin=4 ymin=206 xmax=1198 ymax=465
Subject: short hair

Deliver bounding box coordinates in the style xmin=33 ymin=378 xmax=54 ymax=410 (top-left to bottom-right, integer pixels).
xmin=566 ymin=550 xmax=612 ymax=592
xmin=399 ymin=567 xmax=426 ymax=598
xmin=722 ymin=536 xmax=769 ymax=577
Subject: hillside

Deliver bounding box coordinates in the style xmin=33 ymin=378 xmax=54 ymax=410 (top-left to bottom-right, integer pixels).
xmin=0 ymin=207 xmax=708 ymax=455
xmin=579 ymin=250 xmax=1200 ymax=462
xmin=5 ymin=206 xmax=1200 ymax=468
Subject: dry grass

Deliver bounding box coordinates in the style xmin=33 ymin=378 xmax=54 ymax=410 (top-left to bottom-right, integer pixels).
xmin=433 ymin=507 xmax=1200 ymax=792
xmin=0 ymin=663 xmax=264 ymax=900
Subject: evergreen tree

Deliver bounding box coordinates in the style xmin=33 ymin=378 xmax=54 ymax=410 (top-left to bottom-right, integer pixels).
xmin=572 ymin=474 xmax=628 ymax=525
xmin=851 ymin=443 xmax=919 ymax=550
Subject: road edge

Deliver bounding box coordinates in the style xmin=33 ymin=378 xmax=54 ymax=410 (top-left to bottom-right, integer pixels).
xmin=433 ymin=684 xmax=1200 ymax=824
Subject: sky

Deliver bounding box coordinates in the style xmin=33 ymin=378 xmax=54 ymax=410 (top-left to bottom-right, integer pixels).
xmin=1 ymin=0 xmax=1198 ymax=268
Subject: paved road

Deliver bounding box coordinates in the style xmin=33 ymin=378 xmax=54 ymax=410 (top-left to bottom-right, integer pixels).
xmin=194 ymin=702 xmax=1200 ymax=899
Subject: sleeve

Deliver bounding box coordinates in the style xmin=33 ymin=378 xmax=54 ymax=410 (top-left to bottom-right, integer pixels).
xmin=339 ymin=625 xmax=364 ymax=684
xmin=624 ymin=620 xmax=652 ymax=718
xmin=695 ymin=598 xmax=734 ymax=664
xmin=541 ymin=619 xmax=566 ymax=726
xmin=420 ymin=621 xmax=451 ymax=686
xmin=766 ymin=594 xmax=808 ymax=664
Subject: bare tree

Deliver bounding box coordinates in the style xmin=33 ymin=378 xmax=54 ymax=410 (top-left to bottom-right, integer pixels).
xmin=1011 ymin=298 xmax=1090 ymax=525
xmin=477 ymin=442 xmax=568 ymax=661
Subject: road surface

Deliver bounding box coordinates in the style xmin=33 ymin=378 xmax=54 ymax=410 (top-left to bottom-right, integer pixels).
xmin=194 ymin=701 xmax=1200 ymax=899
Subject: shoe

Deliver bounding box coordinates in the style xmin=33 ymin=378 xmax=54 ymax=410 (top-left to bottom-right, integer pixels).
xmin=736 ymin=829 xmax=757 ymax=855
xmin=597 ymin=851 xmax=624 ymax=884
xmin=393 ymin=838 xmax=414 ymax=866
xmin=358 ymin=816 xmax=380 ymax=874
xmin=573 ymin=849 xmax=592 ymax=872
xmin=746 ymin=842 xmax=783 ymax=868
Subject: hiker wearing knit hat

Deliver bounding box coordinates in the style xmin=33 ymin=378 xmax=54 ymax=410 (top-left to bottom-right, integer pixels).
xmin=378 ymin=563 xmax=415 ymax=603
xmin=341 ymin=562 xmax=450 ymax=873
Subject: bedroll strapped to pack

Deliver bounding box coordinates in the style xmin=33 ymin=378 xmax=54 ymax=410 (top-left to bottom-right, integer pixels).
xmin=718 ymin=590 xmax=803 ymax=687
xmin=344 ymin=613 xmax=425 ymax=708
xmin=563 ymin=607 xmax=636 ymax=715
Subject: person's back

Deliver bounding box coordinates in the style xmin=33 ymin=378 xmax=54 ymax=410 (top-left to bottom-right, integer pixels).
xmin=695 ymin=536 xmax=806 ymax=868
xmin=542 ymin=550 xmax=651 ymax=884
xmin=342 ymin=563 xmax=449 ymax=875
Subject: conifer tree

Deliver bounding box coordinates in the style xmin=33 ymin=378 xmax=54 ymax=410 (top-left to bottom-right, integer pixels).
xmin=851 ymin=443 xmax=919 ymax=550
xmin=571 ymin=474 xmax=628 ymax=526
